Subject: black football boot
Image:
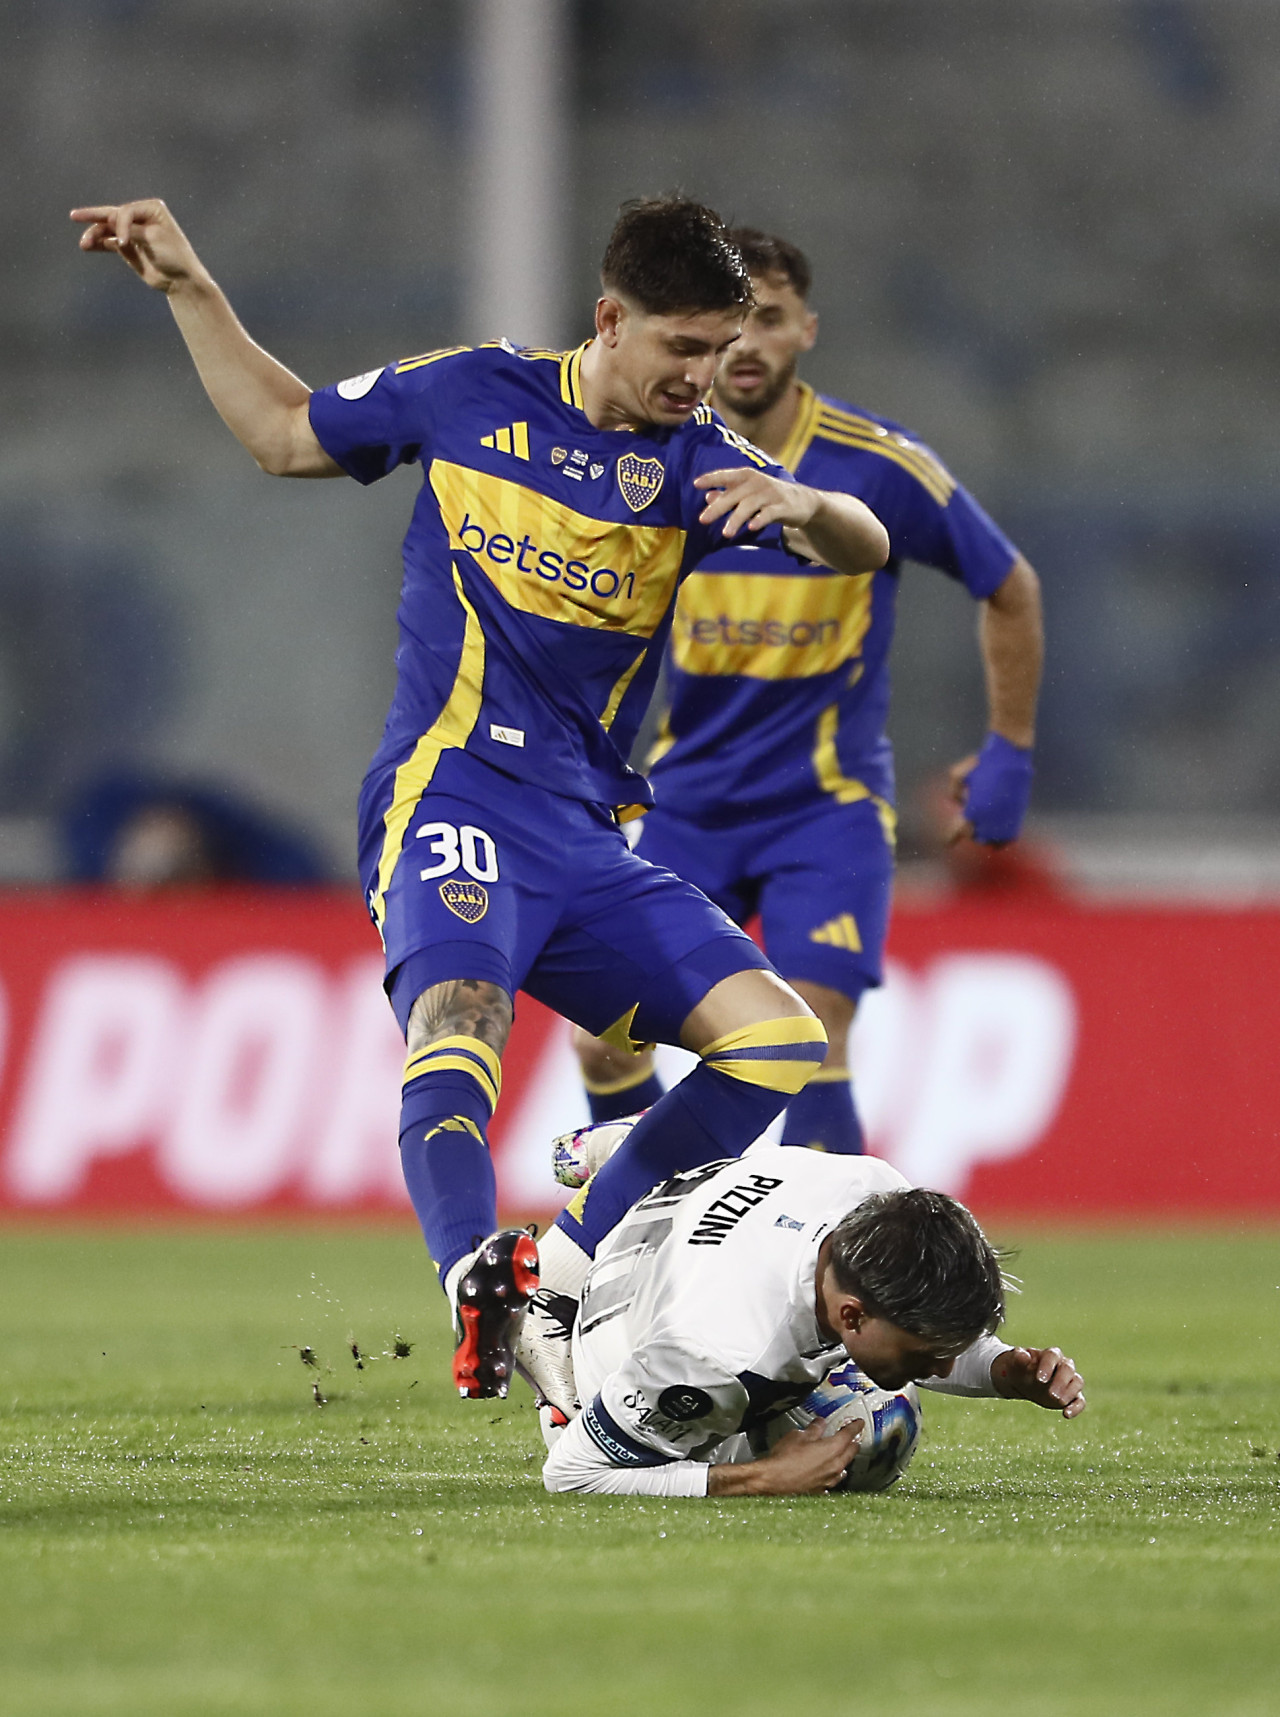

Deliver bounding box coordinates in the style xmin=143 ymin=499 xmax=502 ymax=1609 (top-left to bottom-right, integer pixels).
xmin=452 ymin=1228 xmax=540 ymax=1399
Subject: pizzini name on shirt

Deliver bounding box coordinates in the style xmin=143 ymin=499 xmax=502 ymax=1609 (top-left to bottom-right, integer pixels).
xmin=687 ymin=1173 xmax=784 ymax=1246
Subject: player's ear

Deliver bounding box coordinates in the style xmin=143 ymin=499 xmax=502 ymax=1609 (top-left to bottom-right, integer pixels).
xmin=596 ymin=295 xmax=624 ymax=346
xmin=799 ymin=309 xmax=818 ymax=354
xmin=838 ymin=1293 xmax=870 ymax=1333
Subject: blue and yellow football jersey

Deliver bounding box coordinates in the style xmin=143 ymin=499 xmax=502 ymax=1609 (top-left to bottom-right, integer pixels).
xmin=647 ymin=383 xmax=1020 ymax=827
xmin=308 ymin=340 xmax=796 ymax=929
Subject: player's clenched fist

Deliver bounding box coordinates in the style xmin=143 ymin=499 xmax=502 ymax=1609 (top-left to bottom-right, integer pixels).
xmin=71 ymin=200 xmax=205 ymax=295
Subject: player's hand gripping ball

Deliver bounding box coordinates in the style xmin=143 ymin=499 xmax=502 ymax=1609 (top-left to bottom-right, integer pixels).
xmin=762 ymin=1361 xmax=924 ymax=1492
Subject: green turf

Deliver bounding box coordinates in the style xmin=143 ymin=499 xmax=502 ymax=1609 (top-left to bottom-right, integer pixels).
xmin=2 ymin=1223 xmax=1278 ymax=1717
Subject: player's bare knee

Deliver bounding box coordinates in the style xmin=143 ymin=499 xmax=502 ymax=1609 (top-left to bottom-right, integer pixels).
xmin=789 ymin=979 xmax=856 ymax=1071
xmin=680 ymin=967 xmax=817 ymax=1051
xmin=679 ymin=969 xmax=827 ymax=1097
xmin=406 ymin=978 xmax=513 ymax=1057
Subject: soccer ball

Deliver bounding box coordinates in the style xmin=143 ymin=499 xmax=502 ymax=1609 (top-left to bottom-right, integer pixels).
xmin=551 ymin=1116 xmax=640 ymax=1188
xmin=763 ymin=1361 xmax=923 ymax=1492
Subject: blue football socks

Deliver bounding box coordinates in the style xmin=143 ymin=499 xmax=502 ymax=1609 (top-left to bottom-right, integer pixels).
xmin=398 ymin=1035 xmax=502 ymax=1282
xmin=781 ymin=1069 xmax=865 ymax=1154
xmin=556 ymin=1015 xmax=828 ymax=1257
xmin=584 ymin=1064 xmax=667 ymax=1125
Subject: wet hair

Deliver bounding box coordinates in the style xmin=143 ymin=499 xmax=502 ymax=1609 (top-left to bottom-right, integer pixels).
xmin=726 ymin=227 xmax=813 ymax=301
xmin=600 ymin=196 xmax=753 ymax=316
xmin=828 ymin=1187 xmax=1010 ymax=1346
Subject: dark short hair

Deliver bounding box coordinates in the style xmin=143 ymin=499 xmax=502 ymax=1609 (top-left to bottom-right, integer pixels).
xmin=600 ymin=196 xmax=753 ymax=316
xmin=828 ymin=1188 xmax=1009 ymax=1346
xmin=726 ymin=227 xmax=813 ymax=301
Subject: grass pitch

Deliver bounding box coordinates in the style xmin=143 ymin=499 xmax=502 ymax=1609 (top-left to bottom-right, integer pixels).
xmin=1 ymin=1223 xmax=1278 ymax=1717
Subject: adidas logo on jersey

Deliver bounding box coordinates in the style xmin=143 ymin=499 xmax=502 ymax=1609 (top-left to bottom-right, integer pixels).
xmin=480 ymin=422 xmax=530 ymax=460
xmin=809 ymin=913 xmax=862 ymax=952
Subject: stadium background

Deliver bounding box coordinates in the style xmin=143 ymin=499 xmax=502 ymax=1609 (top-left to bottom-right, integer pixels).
xmin=2 ymin=0 xmax=1279 ymax=1219
xmin=4 ymin=11 xmax=1280 ymax=1717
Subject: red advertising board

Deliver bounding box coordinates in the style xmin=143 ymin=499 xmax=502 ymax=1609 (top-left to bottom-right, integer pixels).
xmin=0 ymin=890 xmax=1276 ymax=1222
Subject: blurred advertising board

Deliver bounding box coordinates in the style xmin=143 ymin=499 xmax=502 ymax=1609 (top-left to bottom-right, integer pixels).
xmin=0 ymin=891 xmax=1277 ymax=1221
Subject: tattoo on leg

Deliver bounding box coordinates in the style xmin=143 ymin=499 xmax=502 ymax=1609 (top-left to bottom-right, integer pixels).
xmin=406 ymin=979 xmax=513 ymax=1057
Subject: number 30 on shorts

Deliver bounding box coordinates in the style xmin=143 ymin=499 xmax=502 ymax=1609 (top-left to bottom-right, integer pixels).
xmin=415 ymin=821 xmax=500 ymax=883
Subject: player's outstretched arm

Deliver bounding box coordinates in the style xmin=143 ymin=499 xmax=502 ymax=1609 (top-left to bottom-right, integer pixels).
xmin=694 ymin=468 xmax=890 ymax=575
xmin=979 ymin=555 xmax=1043 ymax=750
xmin=990 ymin=1345 xmax=1086 ymax=1419
xmin=71 ymin=200 xmax=340 ymax=479
xmin=708 ymin=1418 xmax=860 ymax=1496
xmin=947 ymin=554 xmax=1043 ymax=845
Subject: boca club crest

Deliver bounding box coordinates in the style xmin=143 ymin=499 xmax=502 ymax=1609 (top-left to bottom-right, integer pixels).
xmin=439 ymin=880 xmax=489 ymax=923
xmin=617 ymin=451 xmax=665 ymax=513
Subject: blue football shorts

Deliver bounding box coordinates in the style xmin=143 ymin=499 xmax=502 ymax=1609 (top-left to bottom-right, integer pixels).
xmin=360 ymin=748 xmax=770 ymax=1039
xmin=634 ymin=795 xmax=894 ymax=1000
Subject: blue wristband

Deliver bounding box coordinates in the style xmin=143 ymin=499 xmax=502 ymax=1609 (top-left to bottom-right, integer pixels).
xmin=963 ymin=733 xmax=1033 ymax=845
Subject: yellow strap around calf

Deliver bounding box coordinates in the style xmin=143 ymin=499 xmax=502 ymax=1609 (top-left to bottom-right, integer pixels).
xmin=700 ymin=1015 xmax=829 ymax=1096
xmin=402 ymin=1034 xmax=503 ymax=1115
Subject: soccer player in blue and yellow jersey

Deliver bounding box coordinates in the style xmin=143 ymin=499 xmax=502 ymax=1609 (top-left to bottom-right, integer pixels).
xmin=575 ymin=229 xmax=1043 ymax=1157
xmin=73 ymin=196 xmax=890 ymax=1398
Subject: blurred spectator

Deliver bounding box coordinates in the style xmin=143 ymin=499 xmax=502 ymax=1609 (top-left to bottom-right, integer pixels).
xmin=62 ymin=774 xmax=330 ymax=888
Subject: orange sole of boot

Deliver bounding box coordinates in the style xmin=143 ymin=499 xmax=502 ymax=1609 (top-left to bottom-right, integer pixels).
xmin=452 ymin=1303 xmax=483 ymax=1398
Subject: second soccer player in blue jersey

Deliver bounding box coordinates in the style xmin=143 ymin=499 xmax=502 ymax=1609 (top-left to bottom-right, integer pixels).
xmin=575 ymin=230 xmax=1043 ymax=1156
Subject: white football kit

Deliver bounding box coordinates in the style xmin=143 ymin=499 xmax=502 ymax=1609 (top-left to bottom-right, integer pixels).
xmin=542 ymin=1145 xmax=1011 ymax=1496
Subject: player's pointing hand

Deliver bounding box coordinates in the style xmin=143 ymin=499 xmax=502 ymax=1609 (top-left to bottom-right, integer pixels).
xmin=71 ymin=199 xmax=205 ymax=295
xmin=695 ymin=466 xmax=817 ymax=538
xmin=991 ymin=1345 xmax=1087 ymax=1419
xmin=695 ymin=468 xmax=889 ymax=575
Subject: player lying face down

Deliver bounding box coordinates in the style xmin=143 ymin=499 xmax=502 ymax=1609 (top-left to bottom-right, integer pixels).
xmin=814 ymin=1188 xmax=1083 ymax=1407
xmin=531 ymin=1143 xmax=1085 ymax=1497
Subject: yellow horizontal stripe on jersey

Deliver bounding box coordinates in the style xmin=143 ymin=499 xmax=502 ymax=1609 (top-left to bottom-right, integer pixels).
xmin=394 ymin=345 xmax=470 ymax=375
xmin=369 ymin=568 xmax=486 ymax=931
xmin=670 ymin=570 xmax=874 ymax=680
xmin=429 ymin=460 xmax=685 ymax=639
xmin=812 ymin=703 xmax=897 ymax=846
xmin=816 ymin=413 xmax=955 ymax=504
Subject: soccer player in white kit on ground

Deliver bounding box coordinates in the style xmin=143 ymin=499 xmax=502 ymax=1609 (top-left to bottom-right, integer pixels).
xmin=536 ymin=1139 xmax=1085 ymax=1496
